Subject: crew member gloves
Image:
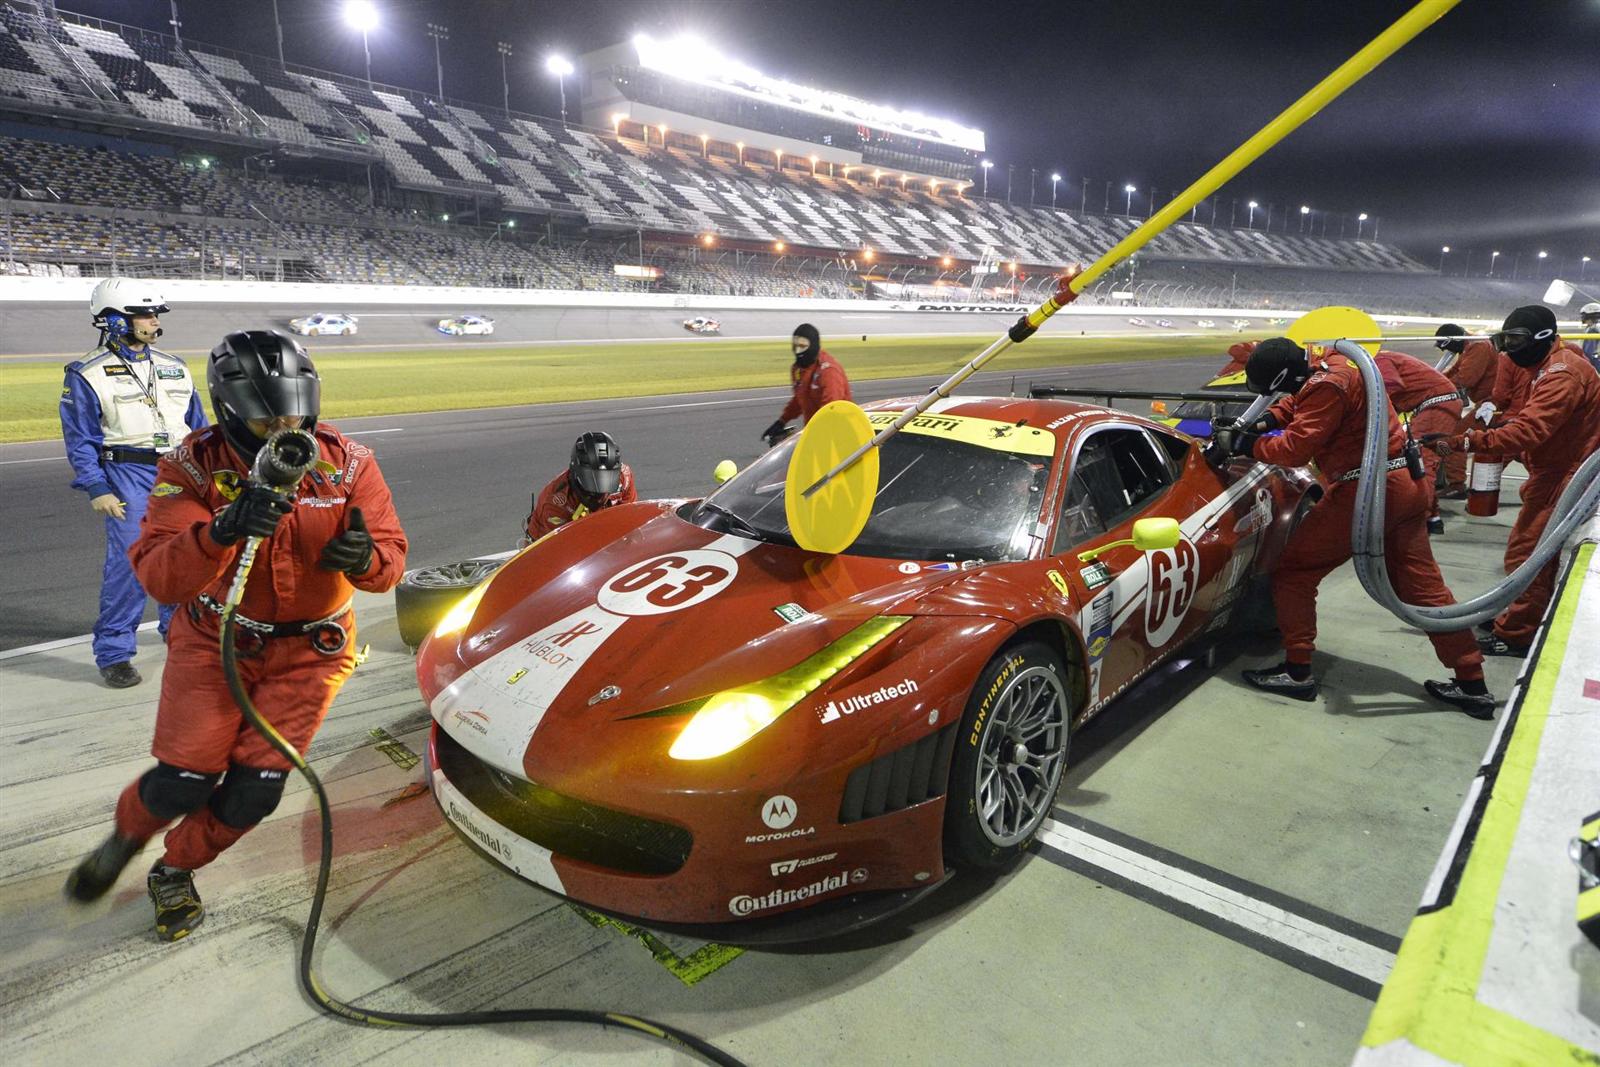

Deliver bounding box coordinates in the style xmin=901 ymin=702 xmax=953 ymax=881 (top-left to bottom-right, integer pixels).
xmin=318 ymin=507 xmax=373 ymax=575
xmin=1473 ymin=401 xmax=1497 ymax=426
xmin=209 ymin=486 xmax=292 ymax=545
xmin=762 ymin=420 xmax=789 ymax=446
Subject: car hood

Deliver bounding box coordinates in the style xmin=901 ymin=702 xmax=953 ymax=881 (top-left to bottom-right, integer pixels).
xmin=420 ymin=503 xmax=990 ymax=778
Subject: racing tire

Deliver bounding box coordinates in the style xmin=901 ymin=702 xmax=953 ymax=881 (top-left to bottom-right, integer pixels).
xmin=944 ymin=639 xmax=1073 ymax=870
xmin=342 ymin=328 xmax=353 ymax=336
xmin=394 ymin=557 xmax=508 ymax=650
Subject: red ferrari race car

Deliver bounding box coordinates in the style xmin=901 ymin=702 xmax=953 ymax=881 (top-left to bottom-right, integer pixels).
xmin=417 ymin=395 xmax=1317 ymax=940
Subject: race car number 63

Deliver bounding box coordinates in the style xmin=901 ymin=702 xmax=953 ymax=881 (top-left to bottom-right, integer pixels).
xmin=1145 ymin=538 xmax=1199 ymax=648
xmin=597 ymin=551 xmax=739 ymax=616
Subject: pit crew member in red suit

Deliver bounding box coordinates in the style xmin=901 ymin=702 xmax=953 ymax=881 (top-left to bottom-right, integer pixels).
xmin=1216 ymin=340 xmax=1257 ymax=378
xmin=1432 ymin=323 xmax=1500 ymax=497
xmin=1228 ymin=337 xmax=1492 ymax=716
xmin=524 ymin=430 xmax=637 ymax=543
xmin=1451 ymin=305 xmax=1600 ymax=657
xmin=763 ymin=323 xmax=851 ymax=446
xmin=64 ymin=330 xmax=408 ymax=942
xmin=1371 ymin=349 xmax=1462 ymax=534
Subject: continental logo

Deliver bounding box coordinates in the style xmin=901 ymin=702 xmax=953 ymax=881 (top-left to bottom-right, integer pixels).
xmin=968 ymin=654 xmax=1025 ymax=746
xmin=448 ymin=801 xmax=508 ymax=859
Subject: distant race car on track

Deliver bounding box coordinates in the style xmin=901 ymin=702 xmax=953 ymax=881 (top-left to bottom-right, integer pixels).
xmin=416 ymin=394 xmax=1317 ymax=937
xmin=438 ymin=315 xmax=496 ymax=336
xmin=1196 ymin=319 xmax=1216 ymax=328
xmin=1127 ymin=317 xmax=1148 ymax=327
xmin=288 ymin=312 xmax=358 ymax=336
xmin=683 ymin=316 xmax=722 ymax=334
xmin=1231 ymin=319 xmax=1252 ymax=330
xmin=1155 ymin=318 xmax=1175 ymax=328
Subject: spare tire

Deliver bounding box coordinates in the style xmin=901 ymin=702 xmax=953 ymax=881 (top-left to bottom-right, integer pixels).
xmin=395 ymin=556 xmax=509 ymax=650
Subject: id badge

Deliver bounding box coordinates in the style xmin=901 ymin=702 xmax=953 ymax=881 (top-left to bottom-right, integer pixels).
xmin=153 ymin=431 xmax=171 ymax=450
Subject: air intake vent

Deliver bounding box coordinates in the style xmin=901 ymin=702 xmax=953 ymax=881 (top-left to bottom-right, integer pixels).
xmin=838 ymin=725 xmax=957 ymax=824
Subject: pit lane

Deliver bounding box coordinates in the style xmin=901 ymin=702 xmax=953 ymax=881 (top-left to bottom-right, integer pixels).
xmin=0 ymin=341 xmax=1530 ymax=1065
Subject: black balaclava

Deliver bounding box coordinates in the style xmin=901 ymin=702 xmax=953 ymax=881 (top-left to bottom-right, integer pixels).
xmin=1433 ymin=323 xmax=1466 ymax=355
xmin=791 ymin=323 xmax=821 ymax=366
xmin=1496 ymin=305 xmax=1558 ymax=369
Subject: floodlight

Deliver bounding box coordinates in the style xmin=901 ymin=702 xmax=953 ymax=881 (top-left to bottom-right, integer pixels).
xmin=1441 ymin=245 xmax=1450 ymax=253
xmin=1300 ymin=205 xmax=1310 ymax=214
xmin=1248 ymin=200 xmax=1259 ymax=208
xmin=343 ymin=0 xmax=378 ymax=32
xmin=1358 ymin=212 xmax=1368 ymax=220
xmin=1050 ymin=172 xmax=1061 ymax=182
xmin=981 ymin=160 xmax=993 ymax=169
xmin=1538 ymin=250 xmax=1548 ymax=258
xmin=545 ymin=55 xmax=574 ymax=76
xmin=1124 ymin=183 xmax=1136 ymax=193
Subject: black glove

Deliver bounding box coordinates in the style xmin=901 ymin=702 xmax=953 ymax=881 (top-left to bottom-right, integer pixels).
xmin=1229 ymin=429 xmax=1262 ymax=458
xmin=318 ymin=507 xmax=374 ymax=575
xmin=761 ymin=420 xmax=789 ymax=446
xmin=1247 ymin=411 xmax=1279 ymax=434
xmin=209 ymin=486 xmax=292 ymax=545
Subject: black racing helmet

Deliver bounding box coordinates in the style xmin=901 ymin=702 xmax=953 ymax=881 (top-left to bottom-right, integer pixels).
xmin=208 ymin=329 xmax=321 ymax=459
xmin=1433 ymin=322 xmax=1466 ymax=354
xmin=569 ymin=430 xmax=623 ymax=508
xmin=1245 ymin=336 xmax=1312 ymax=395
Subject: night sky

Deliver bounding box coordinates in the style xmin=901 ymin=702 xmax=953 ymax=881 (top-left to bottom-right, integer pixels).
xmin=61 ymin=0 xmax=1600 ymax=273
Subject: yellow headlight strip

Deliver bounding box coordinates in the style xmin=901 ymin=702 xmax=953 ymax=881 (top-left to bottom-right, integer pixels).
xmin=864 ymin=411 xmax=1055 ymax=458
xmin=433 ymin=580 xmax=491 ymax=639
xmin=668 ymin=615 xmax=912 ymax=761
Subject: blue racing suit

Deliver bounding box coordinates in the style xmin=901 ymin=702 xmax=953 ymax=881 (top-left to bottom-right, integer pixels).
xmin=60 ymin=342 xmax=208 ymax=668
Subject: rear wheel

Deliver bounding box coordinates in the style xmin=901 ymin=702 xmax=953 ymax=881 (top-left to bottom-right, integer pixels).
xmin=944 ymin=639 xmax=1073 ymax=869
xmin=395 ymin=557 xmax=508 ymax=649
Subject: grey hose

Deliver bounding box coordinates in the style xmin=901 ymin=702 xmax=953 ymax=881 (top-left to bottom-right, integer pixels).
xmin=1336 ymin=338 xmax=1600 ymax=631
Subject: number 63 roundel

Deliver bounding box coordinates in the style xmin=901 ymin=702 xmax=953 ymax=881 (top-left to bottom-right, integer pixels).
xmin=598 ymin=551 xmax=739 ymax=617
xmin=1145 ymin=537 xmax=1200 ymax=648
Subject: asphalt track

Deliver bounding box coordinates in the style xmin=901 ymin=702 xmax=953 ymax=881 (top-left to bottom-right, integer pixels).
xmin=0 ymin=352 xmax=1228 ymax=651
xmin=0 ymin=300 xmax=1239 ymax=358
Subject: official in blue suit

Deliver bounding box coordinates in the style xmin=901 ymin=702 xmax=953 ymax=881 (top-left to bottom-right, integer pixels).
xmin=60 ymin=279 xmax=207 ymax=687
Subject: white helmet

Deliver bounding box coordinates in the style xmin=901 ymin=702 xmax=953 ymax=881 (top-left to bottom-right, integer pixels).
xmin=90 ymin=277 xmax=169 ymax=330
xmin=1580 ymin=301 xmax=1600 ymax=320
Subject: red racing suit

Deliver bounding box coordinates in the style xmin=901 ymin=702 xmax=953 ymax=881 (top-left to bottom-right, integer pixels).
xmin=1215 ymin=340 xmax=1256 ymax=379
xmin=113 ymin=424 xmax=407 ymax=870
xmin=780 ymin=351 xmax=851 ymax=425
xmin=1467 ymin=340 xmax=1600 ymax=645
xmin=1250 ymin=354 xmax=1483 ymax=679
xmin=525 ymin=465 xmax=637 ymax=542
xmin=1375 ymin=350 xmax=1462 ymax=515
xmin=1441 ymin=339 xmax=1499 ymax=490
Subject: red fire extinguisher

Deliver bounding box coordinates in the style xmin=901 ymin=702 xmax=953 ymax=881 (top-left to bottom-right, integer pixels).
xmin=1466 ymin=450 xmax=1503 ymax=517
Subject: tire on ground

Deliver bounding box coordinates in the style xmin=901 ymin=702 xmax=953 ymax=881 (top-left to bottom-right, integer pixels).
xmin=394 ymin=557 xmax=508 ymax=649
xmin=944 ymin=638 xmax=1074 ymax=870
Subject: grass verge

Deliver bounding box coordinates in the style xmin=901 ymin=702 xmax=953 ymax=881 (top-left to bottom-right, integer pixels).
xmin=0 ymin=332 xmax=1238 ymax=443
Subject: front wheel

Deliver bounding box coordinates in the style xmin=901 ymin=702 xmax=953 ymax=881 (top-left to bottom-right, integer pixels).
xmin=395 ymin=557 xmax=508 ymax=649
xmin=944 ymin=639 xmax=1073 ymax=869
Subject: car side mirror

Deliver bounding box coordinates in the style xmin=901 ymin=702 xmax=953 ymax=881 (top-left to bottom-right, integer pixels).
xmin=713 ymin=459 xmax=738 ymax=484
xmin=1131 ymin=517 xmax=1180 ymax=551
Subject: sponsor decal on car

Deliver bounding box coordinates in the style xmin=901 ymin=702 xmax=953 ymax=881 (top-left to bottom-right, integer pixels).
xmin=505 ymin=668 xmax=528 ymax=686
xmin=1078 ymin=561 xmax=1112 ymax=590
xmin=817 ymin=678 xmax=919 ymax=724
xmin=770 ymin=852 xmax=838 ymax=876
xmin=761 ymin=795 xmax=798 ymax=829
xmin=745 ymin=826 xmax=816 ymax=844
xmin=727 ymin=867 xmax=866 ymax=916
xmin=1046 ymin=568 xmax=1072 ymax=598
xmin=451 ymin=707 xmax=491 ymax=735
xmin=448 ymin=800 xmax=510 ymax=859
xmin=865 ymin=411 xmax=1055 ymax=457
xmin=897 ymin=562 xmax=920 ymax=574
xmin=772 ymin=602 xmax=814 ymax=624
xmin=1083 ymin=590 xmax=1114 ymax=703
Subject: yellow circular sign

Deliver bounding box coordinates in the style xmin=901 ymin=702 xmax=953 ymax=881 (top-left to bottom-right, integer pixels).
xmin=1285 ymin=305 xmax=1382 ymax=356
xmin=785 ymin=401 xmax=879 ymax=554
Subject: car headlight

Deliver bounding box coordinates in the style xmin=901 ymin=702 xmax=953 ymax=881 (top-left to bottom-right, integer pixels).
xmin=668 ymin=616 xmax=910 ymax=761
xmin=433 ymin=580 xmax=492 ymax=639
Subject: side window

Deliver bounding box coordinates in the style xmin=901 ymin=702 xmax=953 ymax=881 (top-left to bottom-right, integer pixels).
xmin=1052 ymin=429 xmax=1174 ymax=554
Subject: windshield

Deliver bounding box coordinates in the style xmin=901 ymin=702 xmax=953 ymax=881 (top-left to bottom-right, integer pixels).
xmin=695 ymin=423 xmax=1055 ymax=562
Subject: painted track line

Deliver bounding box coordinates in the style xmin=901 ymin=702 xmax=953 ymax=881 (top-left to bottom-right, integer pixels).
xmin=1036 ymin=815 xmax=1397 ymax=999
xmin=0 ymin=619 xmax=159 ymax=661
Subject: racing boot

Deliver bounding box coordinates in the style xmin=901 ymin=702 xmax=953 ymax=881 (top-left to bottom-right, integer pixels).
xmin=1241 ymin=663 xmax=1318 ymax=701
xmin=100 ymin=662 xmax=142 ymax=689
xmin=1476 ymin=632 xmax=1530 ymax=658
xmin=1427 ymin=516 xmax=1446 ymax=536
xmin=1424 ymin=679 xmax=1496 ymax=720
xmin=64 ymin=830 xmax=144 ymax=902
xmin=147 ymin=862 xmax=204 ymax=942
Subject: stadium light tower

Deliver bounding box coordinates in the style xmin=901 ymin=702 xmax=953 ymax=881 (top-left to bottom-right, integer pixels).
xmin=700 ymin=132 xmax=709 ymax=158
xmin=1582 ymin=255 xmax=1592 ymax=281
xmin=426 ymin=23 xmax=448 ymax=99
xmin=1247 ymin=200 xmax=1259 ymax=229
xmin=1123 ymin=183 xmax=1136 ymax=216
xmin=343 ymin=1 xmax=379 ymax=87
xmin=496 ymin=42 xmax=513 ymax=112
xmin=1489 ymin=250 xmax=1500 ymax=276
xmin=1439 ymin=245 xmax=1450 ymax=274
xmin=546 ymin=54 xmax=574 ymax=127
xmin=1299 ymin=204 xmax=1311 ymax=233
xmin=1356 ymin=212 xmax=1368 ymax=238
xmin=980 ymin=159 xmax=993 ymax=197
xmin=1050 ymin=172 xmax=1061 ymax=209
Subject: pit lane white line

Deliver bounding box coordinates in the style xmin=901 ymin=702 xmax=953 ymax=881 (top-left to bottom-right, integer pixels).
xmin=1037 ymin=818 xmax=1396 ymax=987
xmin=0 ymin=619 xmax=159 ymax=660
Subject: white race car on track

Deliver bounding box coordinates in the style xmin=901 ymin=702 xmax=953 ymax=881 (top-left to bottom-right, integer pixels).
xmin=1196 ymin=319 xmax=1216 ymax=328
xmin=437 ymin=315 xmax=496 ymax=336
xmin=289 ymin=312 xmax=358 ymax=337
xmin=682 ymin=316 xmax=722 ymax=334
xmin=1127 ymin=317 xmax=1148 ymax=327
xmin=1155 ymin=318 xmax=1175 ymax=328
xmin=1231 ymin=319 xmax=1252 ymax=330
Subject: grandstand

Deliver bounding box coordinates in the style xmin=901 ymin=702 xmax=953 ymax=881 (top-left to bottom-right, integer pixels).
xmin=0 ymin=3 xmax=1544 ymax=315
